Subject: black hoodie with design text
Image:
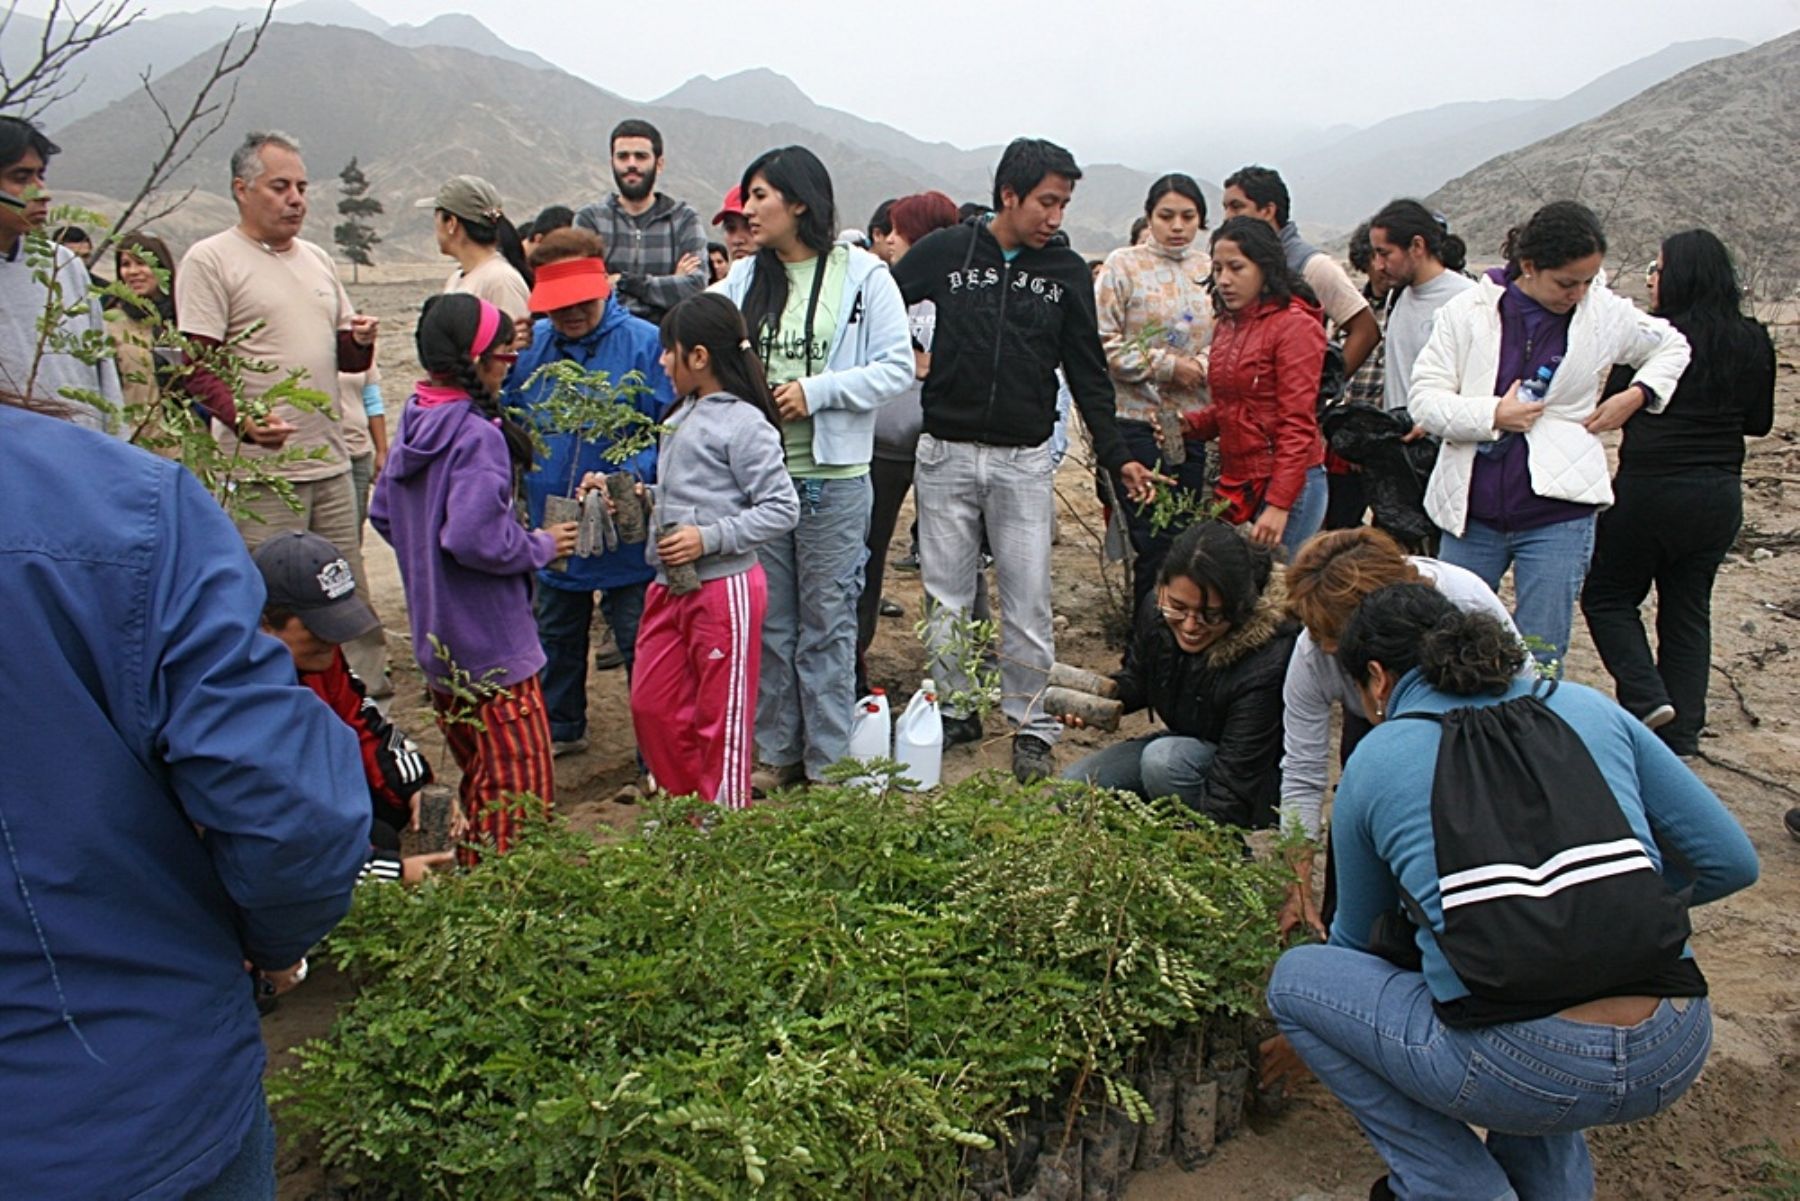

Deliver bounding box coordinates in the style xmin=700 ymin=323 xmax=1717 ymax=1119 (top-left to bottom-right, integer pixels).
xmin=891 ymin=218 xmax=1130 ymax=472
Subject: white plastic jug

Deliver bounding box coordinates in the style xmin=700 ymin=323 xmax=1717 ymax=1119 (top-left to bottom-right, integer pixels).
xmin=847 ymin=689 xmax=892 ymax=779
xmin=894 ymin=679 xmax=943 ymax=791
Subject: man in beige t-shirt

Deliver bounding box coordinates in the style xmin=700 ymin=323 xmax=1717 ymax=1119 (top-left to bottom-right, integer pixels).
xmin=176 ymin=130 xmax=389 ymax=692
xmin=1220 ymin=165 xmax=1381 ymax=376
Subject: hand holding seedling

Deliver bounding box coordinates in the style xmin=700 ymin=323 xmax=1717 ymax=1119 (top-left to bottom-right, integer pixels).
xmin=544 ymin=521 xmax=579 ymax=558
xmin=1119 ymin=460 xmax=1168 ymax=504
xmin=656 ymin=525 xmax=703 ymax=567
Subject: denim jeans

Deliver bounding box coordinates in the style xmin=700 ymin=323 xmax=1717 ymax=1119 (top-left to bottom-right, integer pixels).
xmin=914 ymin=434 xmax=1058 ymax=742
xmin=535 ymin=581 xmax=646 ymax=743
xmin=1062 ymin=733 xmax=1217 ymax=809
xmin=187 ymin=1102 xmax=276 ymax=1201
xmin=1439 ymin=512 xmax=1596 ymax=671
xmin=1259 ymin=463 xmax=1330 ymax=559
xmin=1268 ymin=945 xmax=1711 ymax=1201
xmin=756 ymin=474 xmax=872 ymax=779
xmin=1581 ymin=472 xmax=1740 ymax=755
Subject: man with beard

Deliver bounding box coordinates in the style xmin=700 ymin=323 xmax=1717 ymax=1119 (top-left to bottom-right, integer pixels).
xmin=573 ymin=119 xmax=707 ymax=323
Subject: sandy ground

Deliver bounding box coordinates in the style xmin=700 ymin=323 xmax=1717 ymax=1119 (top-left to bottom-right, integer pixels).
xmin=268 ymin=276 xmax=1800 ymax=1198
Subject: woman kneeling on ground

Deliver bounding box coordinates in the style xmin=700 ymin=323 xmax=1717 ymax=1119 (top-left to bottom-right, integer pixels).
xmin=1061 ymin=520 xmax=1297 ymax=827
xmin=1266 ymin=583 xmax=1757 ymax=1201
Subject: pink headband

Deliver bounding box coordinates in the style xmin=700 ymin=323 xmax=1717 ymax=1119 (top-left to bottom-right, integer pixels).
xmin=470 ymin=299 xmax=503 ymax=357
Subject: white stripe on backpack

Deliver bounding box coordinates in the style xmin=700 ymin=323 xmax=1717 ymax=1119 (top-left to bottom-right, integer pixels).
xmin=1440 ymin=837 xmax=1649 ymax=892
xmin=1441 ymin=853 xmax=1656 ymax=911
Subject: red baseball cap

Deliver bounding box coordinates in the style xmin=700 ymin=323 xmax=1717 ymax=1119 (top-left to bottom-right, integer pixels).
xmin=711 ymin=186 xmax=744 ymax=227
xmin=528 ymin=256 xmax=612 ymax=312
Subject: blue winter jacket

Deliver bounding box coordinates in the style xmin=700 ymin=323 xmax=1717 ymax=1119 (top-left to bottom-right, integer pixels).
xmin=0 ymin=405 xmax=369 ymax=1199
xmin=506 ymin=298 xmax=675 ymax=592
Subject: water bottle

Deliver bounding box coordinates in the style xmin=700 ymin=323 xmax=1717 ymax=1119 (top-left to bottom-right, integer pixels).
xmin=1518 ymin=364 xmax=1554 ymax=404
xmin=847 ymin=688 xmax=892 ymax=786
xmin=894 ymin=680 xmax=944 ymax=791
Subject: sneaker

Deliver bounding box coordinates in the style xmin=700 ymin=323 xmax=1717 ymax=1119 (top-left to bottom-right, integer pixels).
xmin=1011 ymin=734 xmax=1054 ymax=783
xmin=943 ymin=713 xmax=984 ymax=748
xmin=552 ymin=737 xmax=589 ymax=758
xmin=1641 ymin=703 xmax=1677 ymax=731
xmin=878 ymin=596 xmax=904 ymax=618
xmin=593 ymin=638 xmax=625 ymax=671
xmin=892 ymin=551 xmax=920 ymax=574
xmin=1785 ymin=807 xmax=1800 ymax=843
xmin=751 ymin=761 xmax=806 ymax=798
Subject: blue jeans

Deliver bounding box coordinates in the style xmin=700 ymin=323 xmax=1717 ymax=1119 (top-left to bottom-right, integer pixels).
xmin=1440 ymin=513 xmax=1596 ymax=671
xmin=1258 ymin=463 xmax=1329 ymax=559
xmin=756 ymin=475 xmax=872 ymax=779
xmin=535 ymin=581 xmax=647 ymax=742
xmin=188 ymin=1102 xmax=276 ymax=1201
xmin=1268 ymin=945 xmax=1711 ymax=1201
xmin=1063 ymin=733 xmax=1217 ymax=809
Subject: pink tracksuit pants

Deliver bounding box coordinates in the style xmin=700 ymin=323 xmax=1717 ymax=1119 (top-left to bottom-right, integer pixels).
xmin=630 ymin=565 xmax=766 ymax=808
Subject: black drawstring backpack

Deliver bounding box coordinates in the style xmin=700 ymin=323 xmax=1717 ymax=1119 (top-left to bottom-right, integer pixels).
xmin=1384 ymin=685 xmax=1694 ymax=1025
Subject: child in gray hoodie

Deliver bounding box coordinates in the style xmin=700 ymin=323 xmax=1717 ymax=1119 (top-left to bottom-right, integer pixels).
xmin=586 ymin=294 xmax=798 ymax=808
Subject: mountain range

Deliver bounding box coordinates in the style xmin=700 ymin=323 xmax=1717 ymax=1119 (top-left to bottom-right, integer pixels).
xmin=27 ymin=2 xmax=1795 ymax=270
xmin=1426 ymin=27 xmax=1800 ymax=286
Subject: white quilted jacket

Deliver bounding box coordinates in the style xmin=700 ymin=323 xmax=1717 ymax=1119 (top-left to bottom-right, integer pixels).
xmin=1408 ymin=275 xmax=1690 ymax=536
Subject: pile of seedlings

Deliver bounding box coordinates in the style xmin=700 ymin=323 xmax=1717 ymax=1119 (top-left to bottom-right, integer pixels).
xmin=275 ymin=768 xmax=1288 ymax=1198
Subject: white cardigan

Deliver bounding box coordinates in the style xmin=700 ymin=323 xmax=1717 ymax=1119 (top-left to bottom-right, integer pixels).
xmin=1408 ymin=276 xmax=1690 ymax=536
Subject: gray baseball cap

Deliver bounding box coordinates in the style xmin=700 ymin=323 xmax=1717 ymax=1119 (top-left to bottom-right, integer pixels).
xmin=252 ymin=531 xmax=379 ymax=644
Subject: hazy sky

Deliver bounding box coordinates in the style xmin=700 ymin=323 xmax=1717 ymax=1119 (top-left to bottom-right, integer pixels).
xmin=71 ymin=0 xmax=1800 ymax=164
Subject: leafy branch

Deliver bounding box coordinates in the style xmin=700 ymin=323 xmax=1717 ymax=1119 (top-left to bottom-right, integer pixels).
xmin=510 ymin=359 xmax=661 ymax=495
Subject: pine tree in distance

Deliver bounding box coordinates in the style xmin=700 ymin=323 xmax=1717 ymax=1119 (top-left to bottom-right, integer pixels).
xmin=334 ymin=157 xmax=383 ymax=283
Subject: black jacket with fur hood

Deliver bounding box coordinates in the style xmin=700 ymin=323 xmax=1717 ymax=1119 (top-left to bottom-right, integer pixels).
xmin=1112 ymin=567 xmax=1299 ymax=829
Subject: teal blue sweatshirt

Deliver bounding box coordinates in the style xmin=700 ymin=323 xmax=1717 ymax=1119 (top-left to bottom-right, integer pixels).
xmin=1329 ymin=670 xmax=1759 ymax=1004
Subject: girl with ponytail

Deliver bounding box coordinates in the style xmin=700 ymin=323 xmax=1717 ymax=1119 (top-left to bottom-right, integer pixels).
xmin=584 ymin=293 xmax=799 ymax=807
xmin=371 ymin=292 xmax=576 ymax=857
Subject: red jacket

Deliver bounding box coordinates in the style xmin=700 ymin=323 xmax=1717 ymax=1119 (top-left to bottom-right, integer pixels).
xmin=300 ymin=648 xmax=432 ymax=827
xmin=1184 ymin=296 xmax=1326 ymax=511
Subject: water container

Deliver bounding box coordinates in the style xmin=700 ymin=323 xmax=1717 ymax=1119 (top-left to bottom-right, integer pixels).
xmin=847 ymin=689 xmax=892 ymax=780
xmin=894 ymin=680 xmax=944 ymax=791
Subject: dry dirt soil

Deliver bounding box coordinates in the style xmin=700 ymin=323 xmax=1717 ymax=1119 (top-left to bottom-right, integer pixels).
xmin=268 ymin=273 xmax=1800 ymax=1199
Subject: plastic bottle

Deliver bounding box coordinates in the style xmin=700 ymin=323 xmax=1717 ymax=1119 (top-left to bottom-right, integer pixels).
xmin=1518 ymin=364 xmax=1554 ymax=404
xmin=894 ymin=679 xmax=944 ymax=791
xmin=847 ymin=689 xmax=892 ymax=783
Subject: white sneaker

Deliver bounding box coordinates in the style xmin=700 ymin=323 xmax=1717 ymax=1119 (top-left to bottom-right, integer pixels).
xmin=1641 ymin=704 xmax=1677 ymax=731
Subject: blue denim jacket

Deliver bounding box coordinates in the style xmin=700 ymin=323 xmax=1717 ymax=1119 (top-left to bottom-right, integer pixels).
xmin=0 ymin=406 xmax=368 ymax=1198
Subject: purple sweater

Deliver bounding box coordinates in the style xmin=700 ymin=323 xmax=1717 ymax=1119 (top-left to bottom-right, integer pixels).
xmin=1466 ymin=268 xmax=1593 ymax=532
xmin=370 ymin=387 xmax=555 ymax=690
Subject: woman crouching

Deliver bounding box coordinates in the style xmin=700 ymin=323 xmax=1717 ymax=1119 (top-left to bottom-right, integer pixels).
xmin=1061 ymin=520 xmax=1297 ymax=827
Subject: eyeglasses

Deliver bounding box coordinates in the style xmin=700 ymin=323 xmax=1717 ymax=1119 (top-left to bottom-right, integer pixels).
xmin=1156 ymin=594 xmax=1228 ymax=628
xmin=1644 ymin=260 xmax=1661 ymax=283
xmin=488 ymin=352 xmax=519 ymax=365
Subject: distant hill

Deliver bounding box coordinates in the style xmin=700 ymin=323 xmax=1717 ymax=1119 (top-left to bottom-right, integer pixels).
xmin=3 ymin=0 xmax=554 ymax=130
xmin=1426 ymin=30 xmax=1800 ymax=289
xmin=1282 ymin=37 xmax=1748 ymax=227
xmin=47 ymin=26 xmax=1167 ymax=258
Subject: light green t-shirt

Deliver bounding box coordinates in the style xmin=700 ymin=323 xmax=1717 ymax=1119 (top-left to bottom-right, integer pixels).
xmin=758 ymin=247 xmax=864 ymax=479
